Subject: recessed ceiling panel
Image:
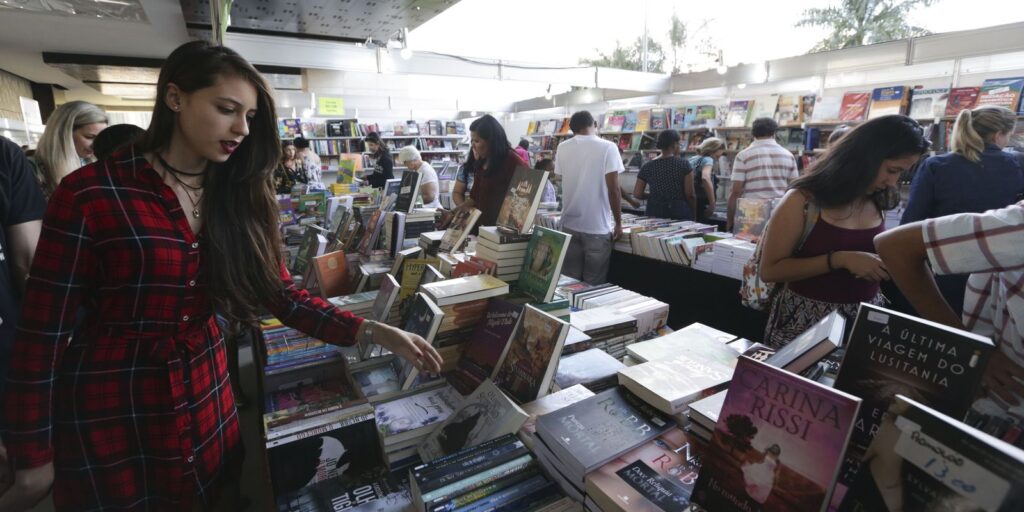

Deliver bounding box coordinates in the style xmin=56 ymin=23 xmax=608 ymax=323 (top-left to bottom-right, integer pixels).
xmin=179 ymin=0 xmax=459 ymax=42
xmin=0 ymin=0 xmax=148 ymax=22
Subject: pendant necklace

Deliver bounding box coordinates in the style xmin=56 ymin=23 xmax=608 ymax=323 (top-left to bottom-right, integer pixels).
xmin=157 ymin=154 xmax=204 ymax=218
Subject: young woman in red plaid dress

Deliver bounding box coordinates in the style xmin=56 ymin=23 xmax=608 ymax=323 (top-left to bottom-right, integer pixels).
xmin=0 ymin=41 xmax=441 ymax=511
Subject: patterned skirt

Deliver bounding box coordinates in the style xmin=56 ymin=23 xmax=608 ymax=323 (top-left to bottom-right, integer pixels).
xmin=764 ymin=287 xmax=885 ymax=348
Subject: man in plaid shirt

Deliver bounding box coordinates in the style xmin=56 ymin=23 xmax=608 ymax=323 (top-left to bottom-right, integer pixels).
xmin=876 ymin=201 xmax=1024 ymax=428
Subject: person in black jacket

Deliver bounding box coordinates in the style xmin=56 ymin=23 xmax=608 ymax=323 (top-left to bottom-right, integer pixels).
xmin=363 ymin=132 xmax=394 ymax=189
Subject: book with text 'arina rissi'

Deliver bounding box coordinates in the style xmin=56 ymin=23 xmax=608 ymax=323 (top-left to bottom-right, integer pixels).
xmin=516 ymin=227 xmax=571 ymax=303
xmin=692 ymin=356 xmax=861 ymax=512
xmin=492 ymin=304 xmax=570 ymax=404
xmin=417 ymin=379 xmax=529 ymax=462
xmin=445 ymin=299 xmax=523 ymax=396
xmin=585 ymin=426 xmax=707 ymax=512
xmin=837 ymin=395 xmax=1024 ymax=512
xmin=534 ymin=386 xmax=676 ymax=486
xmin=495 ymin=165 xmax=549 ymax=235
xmin=829 ymin=303 xmax=994 ymax=510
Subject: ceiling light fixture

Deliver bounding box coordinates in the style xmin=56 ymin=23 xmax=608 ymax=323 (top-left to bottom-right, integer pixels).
xmin=544 ymin=84 xmax=552 ymax=100
xmin=737 ymin=83 xmax=747 ymax=89
xmin=716 ymin=50 xmax=728 ymax=75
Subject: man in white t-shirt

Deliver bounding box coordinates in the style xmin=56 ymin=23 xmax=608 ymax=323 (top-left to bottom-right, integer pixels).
xmin=554 ymin=111 xmax=625 ymax=284
xmin=397 ymin=145 xmax=441 ymax=208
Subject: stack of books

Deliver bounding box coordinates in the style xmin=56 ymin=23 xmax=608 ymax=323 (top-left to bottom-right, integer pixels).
xmin=571 ymin=285 xmax=669 ymax=338
xmin=258 ymin=317 xmax=355 ymax=391
xmin=517 ymin=385 xmax=595 ymax=451
xmin=709 ymin=238 xmax=756 ymax=280
xmin=532 ymin=387 xmax=676 ymax=502
xmin=276 ymin=475 xmax=409 ymax=512
xmin=420 ymin=274 xmax=510 ymax=351
xmin=326 ymin=290 xmax=377 ymax=319
xmin=551 ymin=348 xmax=625 ymax=393
xmin=568 ymin=307 xmax=638 ymax=360
xmin=373 ymin=385 xmax=461 ymax=467
xmin=418 ymin=230 xmax=445 ymax=255
xmin=410 ymin=434 xmax=574 ymax=512
xmin=617 ymin=346 xmax=737 ymax=418
xmin=474 ymin=226 xmax=532 ymax=283
xmin=402 ymin=209 xmax=436 ymax=250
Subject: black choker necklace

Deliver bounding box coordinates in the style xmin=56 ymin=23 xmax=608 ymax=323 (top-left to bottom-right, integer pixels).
xmin=157 ymin=154 xmax=206 ymax=177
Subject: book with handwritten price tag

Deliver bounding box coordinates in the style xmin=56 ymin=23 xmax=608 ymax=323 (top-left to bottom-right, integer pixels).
xmin=838 ymin=395 xmax=1024 ymax=512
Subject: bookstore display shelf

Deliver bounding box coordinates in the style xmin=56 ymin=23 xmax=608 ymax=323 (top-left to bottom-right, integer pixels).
xmin=607 ymin=250 xmax=767 ymax=341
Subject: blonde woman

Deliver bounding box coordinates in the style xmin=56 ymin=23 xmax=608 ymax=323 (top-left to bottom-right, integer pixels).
xmin=688 ymin=137 xmax=726 ymax=222
xmin=900 ymin=105 xmax=1023 ymax=315
xmin=34 ymin=100 xmax=108 ymax=197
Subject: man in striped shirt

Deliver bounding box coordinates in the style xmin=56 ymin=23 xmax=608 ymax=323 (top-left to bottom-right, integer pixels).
xmin=876 ymin=202 xmax=1024 ymax=437
xmin=726 ymin=117 xmax=798 ymax=231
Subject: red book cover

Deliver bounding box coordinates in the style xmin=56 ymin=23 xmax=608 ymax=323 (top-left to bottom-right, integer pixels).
xmin=944 ymin=87 xmax=980 ymax=117
xmin=838 ymin=92 xmax=870 ymax=122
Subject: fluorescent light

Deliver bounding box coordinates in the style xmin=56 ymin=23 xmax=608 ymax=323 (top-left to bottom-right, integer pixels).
xmin=717 ymin=65 xmax=728 ymax=75
xmin=737 ymin=83 xmax=747 ymax=89
xmin=400 ymin=48 xmax=412 ymax=60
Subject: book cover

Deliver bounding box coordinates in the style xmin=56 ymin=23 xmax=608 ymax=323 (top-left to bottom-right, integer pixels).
xmin=838 ymin=92 xmax=870 ymax=122
xmin=448 ymin=299 xmax=523 ymax=394
xmin=800 ymin=95 xmax=816 ymax=122
xmin=909 ymin=87 xmax=950 ymax=119
xmin=976 ymin=76 xmax=1024 ymax=111
xmin=585 ymin=427 xmax=706 ymax=512
xmin=763 ymin=309 xmax=844 ymax=373
xmin=276 ymin=475 xmax=404 ymax=512
xmin=495 ymin=166 xmax=549 ymax=235
xmin=402 ymin=292 xmax=444 ymax=346
xmin=811 ymin=95 xmax=842 ymax=122
xmin=775 ymin=95 xmax=801 ymax=125
xmin=374 ymin=386 xmax=460 ymax=441
xmin=553 ymin=348 xmax=624 ymax=391
xmin=293 ymin=226 xmax=324 ymax=276
xmin=417 ymin=380 xmax=529 ymax=461
xmin=944 ymin=87 xmax=981 ymax=117
xmin=518 ymin=384 xmax=595 ymax=449
xmin=311 ymin=250 xmax=349 ymax=298
xmin=670 ymin=107 xmax=688 ymax=130
xmin=627 ymin=324 xmax=740 ymax=365
xmin=268 ymin=412 xmax=385 ymax=497
xmin=352 ymin=357 xmax=404 ymax=400
xmin=830 ymin=303 xmax=995 ymax=509
xmin=692 ymin=357 xmax=862 ymax=512
xmin=725 ymin=100 xmax=752 ymax=127
xmin=398 ymin=258 xmax=439 ymax=301
xmin=517 ymin=227 xmax=571 ymax=303
xmin=636 ymin=110 xmax=652 ymax=132
xmin=370 ymin=274 xmax=399 ymax=324
xmin=622 ymin=111 xmax=639 ymax=132
xmin=535 ymin=387 xmax=676 ymax=478
xmin=732 ymin=197 xmax=774 ymax=241
xmin=751 ymin=96 xmax=780 ymax=124
xmin=837 ymin=395 xmax=1024 ymax=512
xmin=439 ymin=207 xmax=481 ymax=253
xmin=279 ymin=118 xmax=302 ymax=139
xmin=394 ymin=170 xmax=422 ymax=214
xmin=264 ymin=379 xmax=360 ymax=414
xmin=420 ymin=274 xmax=508 ymax=306
xmin=650 ymin=108 xmax=668 ymax=130
xmin=693 ymin=105 xmax=717 ymax=127
xmin=867 ymin=86 xmax=910 ymax=119
xmin=493 ymin=304 xmax=570 ymax=404
xmin=617 ymin=351 xmax=735 ymax=415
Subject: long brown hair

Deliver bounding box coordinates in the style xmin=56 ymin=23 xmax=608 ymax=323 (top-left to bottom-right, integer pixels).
xmin=138 ymin=40 xmax=284 ymax=325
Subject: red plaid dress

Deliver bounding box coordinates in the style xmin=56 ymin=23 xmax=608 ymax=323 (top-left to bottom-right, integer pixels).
xmin=2 ymin=148 xmax=362 ymax=510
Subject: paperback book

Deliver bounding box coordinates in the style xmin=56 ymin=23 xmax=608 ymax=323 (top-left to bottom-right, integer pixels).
xmin=838 ymin=92 xmax=871 ymax=122
xmin=446 ymin=299 xmax=523 ymax=395
xmin=585 ymin=427 xmax=706 ymax=512
xmin=692 ymin=356 xmax=862 ymax=512
xmin=438 ymin=207 xmax=480 ymax=253
xmin=493 ymin=304 xmax=570 ymax=403
xmin=394 ymin=170 xmax=423 ymax=214
xmin=418 ymin=379 xmax=529 ymax=461
xmin=867 ymin=86 xmax=910 ymax=119
xmin=495 ymin=166 xmax=549 ymax=234
xmin=944 ymin=87 xmax=981 ymax=116
xmin=909 ymin=87 xmax=950 ymax=119
xmin=517 ymin=384 xmax=595 ymax=450
xmin=829 ymin=303 xmax=995 ymax=509
xmin=517 ymin=227 xmax=571 ymax=303
xmin=837 ymin=395 xmax=1024 ymax=512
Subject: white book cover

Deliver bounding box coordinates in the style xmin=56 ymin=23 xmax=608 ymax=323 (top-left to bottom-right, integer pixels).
xmin=417 ymin=379 xmax=528 ymax=461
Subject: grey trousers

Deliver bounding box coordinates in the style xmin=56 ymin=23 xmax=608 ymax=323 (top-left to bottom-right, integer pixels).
xmin=561 ymin=227 xmax=613 ymax=285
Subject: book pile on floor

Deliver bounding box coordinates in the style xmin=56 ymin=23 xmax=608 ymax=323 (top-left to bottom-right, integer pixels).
xmin=473 ymin=226 xmax=532 ymax=283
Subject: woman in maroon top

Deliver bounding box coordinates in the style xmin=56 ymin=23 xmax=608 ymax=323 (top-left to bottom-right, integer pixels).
xmin=459 ymin=115 xmax=527 ymax=227
xmin=760 ymin=115 xmax=929 ymax=347
xmin=0 ymin=41 xmax=441 ymax=511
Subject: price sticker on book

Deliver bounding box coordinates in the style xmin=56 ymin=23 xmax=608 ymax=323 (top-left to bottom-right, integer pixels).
xmin=893 ymin=415 xmax=1009 ymax=511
